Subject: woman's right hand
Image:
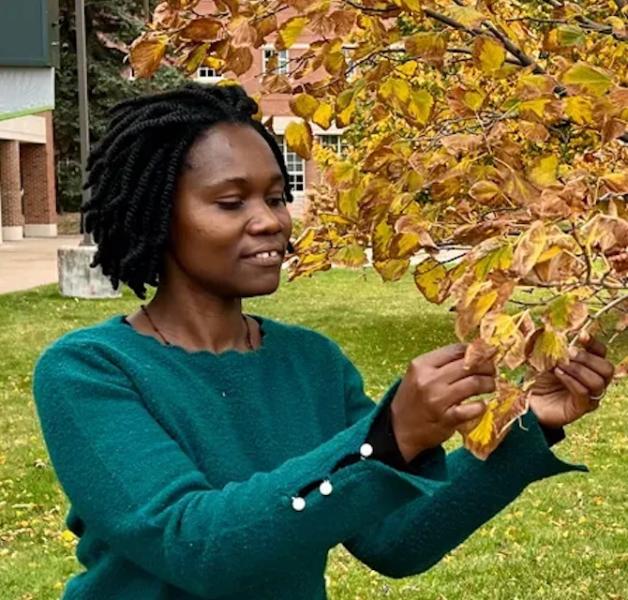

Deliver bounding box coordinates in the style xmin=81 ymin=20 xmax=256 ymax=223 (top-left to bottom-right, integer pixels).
xmin=390 ymin=343 xmax=496 ymax=462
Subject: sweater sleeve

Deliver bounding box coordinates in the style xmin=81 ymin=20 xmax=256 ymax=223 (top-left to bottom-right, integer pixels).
xmin=32 ymin=340 xmax=458 ymax=599
xmin=335 ymin=351 xmax=589 ymax=579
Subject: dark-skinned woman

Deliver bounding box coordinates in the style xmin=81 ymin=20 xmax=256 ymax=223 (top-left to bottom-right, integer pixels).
xmin=32 ymin=83 xmax=615 ymax=600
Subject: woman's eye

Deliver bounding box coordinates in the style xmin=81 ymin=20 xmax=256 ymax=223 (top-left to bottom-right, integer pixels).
xmin=216 ymin=201 xmax=243 ymax=210
xmin=268 ymin=196 xmax=287 ymax=206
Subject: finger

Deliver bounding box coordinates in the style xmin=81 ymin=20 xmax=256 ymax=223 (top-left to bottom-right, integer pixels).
xmin=446 ymin=375 xmax=496 ymax=406
xmin=557 ymin=361 xmax=605 ymax=397
xmin=554 ymin=367 xmax=588 ymax=398
xmin=446 ymin=400 xmax=487 ymax=425
xmin=439 ymin=357 xmax=497 ymax=383
xmin=568 ymin=349 xmax=615 ymax=383
xmin=579 ymin=334 xmax=607 ymax=358
xmin=423 ymin=343 xmax=467 ymax=368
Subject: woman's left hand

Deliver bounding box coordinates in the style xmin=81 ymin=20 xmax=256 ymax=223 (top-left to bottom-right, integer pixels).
xmin=528 ymin=335 xmax=615 ymax=429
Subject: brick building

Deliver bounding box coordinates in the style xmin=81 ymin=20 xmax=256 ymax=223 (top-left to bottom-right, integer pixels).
xmin=0 ymin=0 xmax=59 ymax=244
xmin=194 ymin=1 xmax=345 ymax=219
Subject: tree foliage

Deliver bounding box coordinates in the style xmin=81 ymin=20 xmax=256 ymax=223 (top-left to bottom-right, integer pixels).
xmin=132 ymin=0 xmax=627 ymax=459
xmin=55 ymin=0 xmax=186 ymax=212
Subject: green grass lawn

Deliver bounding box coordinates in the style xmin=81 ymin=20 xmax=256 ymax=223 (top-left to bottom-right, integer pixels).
xmin=0 ymin=268 xmax=626 ymax=600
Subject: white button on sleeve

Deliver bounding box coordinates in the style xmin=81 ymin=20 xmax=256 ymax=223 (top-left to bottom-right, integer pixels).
xmin=291 ymin=496 xmax=306 ymax=512
xmin=360 ymin=443 xmax=374 ymax=458
xmin=319 ymin=479 xmax=333 ymax=496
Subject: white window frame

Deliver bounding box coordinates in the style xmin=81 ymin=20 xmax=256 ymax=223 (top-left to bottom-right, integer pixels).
xmin=262 ymin=47 xmax=290 ymax=75
xmin=317 ymin=134 xmax=346 ymax=154
xmin=195 ymin=66 xmax=223 ymax=83
xmin=276 ymin=134 xmax=306 ymax=193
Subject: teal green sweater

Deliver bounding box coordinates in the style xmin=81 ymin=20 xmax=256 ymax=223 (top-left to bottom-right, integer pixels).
xmin=32 ymin=314 xmax=589 ymax=600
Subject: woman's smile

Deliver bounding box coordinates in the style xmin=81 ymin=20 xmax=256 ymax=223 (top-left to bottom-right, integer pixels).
xmin=240 ymin=251 xmax=284 ymax=267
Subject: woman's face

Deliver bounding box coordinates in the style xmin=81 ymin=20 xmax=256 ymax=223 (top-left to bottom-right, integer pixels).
xmin=163 ymin=122 xmax=293 ymax=299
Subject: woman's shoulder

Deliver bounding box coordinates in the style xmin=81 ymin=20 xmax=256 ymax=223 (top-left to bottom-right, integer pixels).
xmin=34 ymin=315 xmax=127 ymax=367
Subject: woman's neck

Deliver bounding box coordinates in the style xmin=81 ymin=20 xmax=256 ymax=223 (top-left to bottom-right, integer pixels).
xmin=129 ymin=284 xmax=258 ymax=353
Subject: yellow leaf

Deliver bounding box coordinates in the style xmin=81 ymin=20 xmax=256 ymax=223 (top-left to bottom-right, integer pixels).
xmin=374 ymin=258 xmax=410 ymax=281
xmin=529 ymin=155 xmax=558 ymax=188
xmin=337 ymin=188 xmax=360 ymax=220
xmin=463 ymin=90 xmax=485 ymax=111
xmin=378 ymin=78 xmax=411 ymax=106
xmin=546 ymin=294 xmax=588 ymax=332
xmin=312 ymin=102 xmax=333 ymax=129
xmin=562 ymin=62 xmax=613 ymax=97
xmin=405 ymin=89 xmax=433 ymax=125
xmin=469 ymin=180 xmax=500 ymax=203
xmin=472 ymin=36 xmax=506 ymax=73
xmin=331 ymin=244 xmax=367 ymax=268
xmin=284 ymin=120 xmax=313 ymax=160
xmin=396 ymin=60 xmax=418 ymax=76
xmin=276 ymin=16 xmax=309 ymax=50
xmin=395 ymin=0 xmax=422 ymax=13
xmin=289 ymin=93 xmax=319 ymax=120
xmin=564 ymin=96 xmax=595 ymax=125
xmin=129 ymin=34 xmax=168 ymax=78
xmin=450 ymin=6 xmax=486 ymax=27
xmin=457 ymin=380 xmax=529 ymax=460
xmin=474 ymin=244 xmax=513 ymax=279
xmin=414 ymin=257 xmax=450 ymax=304
xmin=324 ymin=51 xmax=346 ymax=75
xmin=529 ymin=328 xmax=569 ymax=371
xmin=512 ymin=221 xmax=547 ymax=276
xmin=518 ymin=98 xmax=552 ymax=119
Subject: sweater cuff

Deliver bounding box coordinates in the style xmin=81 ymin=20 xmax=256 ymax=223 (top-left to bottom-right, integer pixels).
xmin=539 ymin=422 xmax=566 ymax=447
xmin=365 ymin=403 xmax=446 ymax=476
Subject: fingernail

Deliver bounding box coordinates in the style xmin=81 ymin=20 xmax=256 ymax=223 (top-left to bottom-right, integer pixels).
xmin=555 ymin=367 xmax=565 ymax=375
xmin=568 ymin=347 xmax=578 ymax=359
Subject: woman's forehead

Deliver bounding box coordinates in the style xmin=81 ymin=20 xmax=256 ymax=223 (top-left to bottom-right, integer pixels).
xmin=185 ymin=122 xmax=281 ymax=180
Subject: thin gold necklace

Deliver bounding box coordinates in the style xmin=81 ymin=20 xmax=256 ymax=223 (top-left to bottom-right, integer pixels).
xmin=139 ymin=304 xmax=253 ymax=351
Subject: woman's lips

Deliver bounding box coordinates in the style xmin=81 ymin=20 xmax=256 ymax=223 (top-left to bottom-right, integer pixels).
xmin=241 ymin=253 xmax=284 ymax=266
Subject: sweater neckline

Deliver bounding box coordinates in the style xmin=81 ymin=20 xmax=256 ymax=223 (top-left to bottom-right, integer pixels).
xmin=113 ymin=312 xmax=272 ymax=360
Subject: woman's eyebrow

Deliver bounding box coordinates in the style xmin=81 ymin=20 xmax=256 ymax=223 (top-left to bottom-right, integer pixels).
xmin=203 ymin=173 xmax=285 ymax=190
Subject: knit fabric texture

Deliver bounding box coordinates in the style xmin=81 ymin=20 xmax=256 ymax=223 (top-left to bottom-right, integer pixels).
xmin=32 ymin=314 xmax=590 ymax=600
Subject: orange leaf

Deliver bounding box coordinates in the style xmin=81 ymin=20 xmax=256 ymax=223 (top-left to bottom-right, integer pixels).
xmin=130 ymin=34 xmax=168 ymax=78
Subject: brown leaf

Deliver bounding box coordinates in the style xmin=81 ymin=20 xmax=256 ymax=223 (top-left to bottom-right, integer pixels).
xmin=179 ymin=18 xmax=224 ymax=41
xmin=129 ymin=34 xmax=168 ymax=78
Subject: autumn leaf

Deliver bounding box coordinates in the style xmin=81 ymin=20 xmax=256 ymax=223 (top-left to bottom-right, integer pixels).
xmin=414 ymin=257 xmax=450 ymax=304
xmin=405 ymin=32 xmax=448 ymax=67
xmin=129 ymin=34 xmax=168 ymax=78
xmin=472 ymin=36 xmax=506 ymax=73
xmin=285 ymin=120 xmax=313 ymax=160
xmin=289 ymin=93 xmax=319 ymax=120
xmin=457 ymin=380 xmax=530 ymax=460
xmin=529 ymin=155 xmax=559 ymax=188
xmin=561 ymin=62 xmax=613 ymax=96
xmin=312 ymin=102 xmax=333 ymax=129
xmin=528 ymin=327 xmax=569 ymax=371
xmin=179 ymin=18 xmax=223 ymax=41
xmin=512 ymin=221 xmax=547 ymax=277
xmin=276 ymin=16 xmax=308 ymax=50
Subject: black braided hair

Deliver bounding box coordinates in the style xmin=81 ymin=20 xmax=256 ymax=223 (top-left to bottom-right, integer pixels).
xmin=81 ymin=82 xmax=294 ymax=300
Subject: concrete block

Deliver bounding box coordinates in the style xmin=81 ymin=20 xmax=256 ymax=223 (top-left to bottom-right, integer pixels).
xmin=58 ymin=245 xmax=121 ymax=298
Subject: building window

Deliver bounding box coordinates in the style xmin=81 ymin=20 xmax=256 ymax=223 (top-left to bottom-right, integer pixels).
xmin=263 ymin=48 xmax=289 ymax=75
xmin=318 ymin=134 xmax=346 ymax=154
xmin=196 ymin=67 xmax=222 ymax=82
xmin=277 ymin=134 xmax=305 ymax=192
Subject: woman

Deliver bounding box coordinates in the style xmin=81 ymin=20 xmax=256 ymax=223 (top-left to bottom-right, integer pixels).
xmin=33 ymin=83 xmax=614 ymax=600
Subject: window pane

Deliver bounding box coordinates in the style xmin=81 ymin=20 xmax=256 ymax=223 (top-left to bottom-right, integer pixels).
xmin=277 ymin=134 xmax=305 ymax=192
